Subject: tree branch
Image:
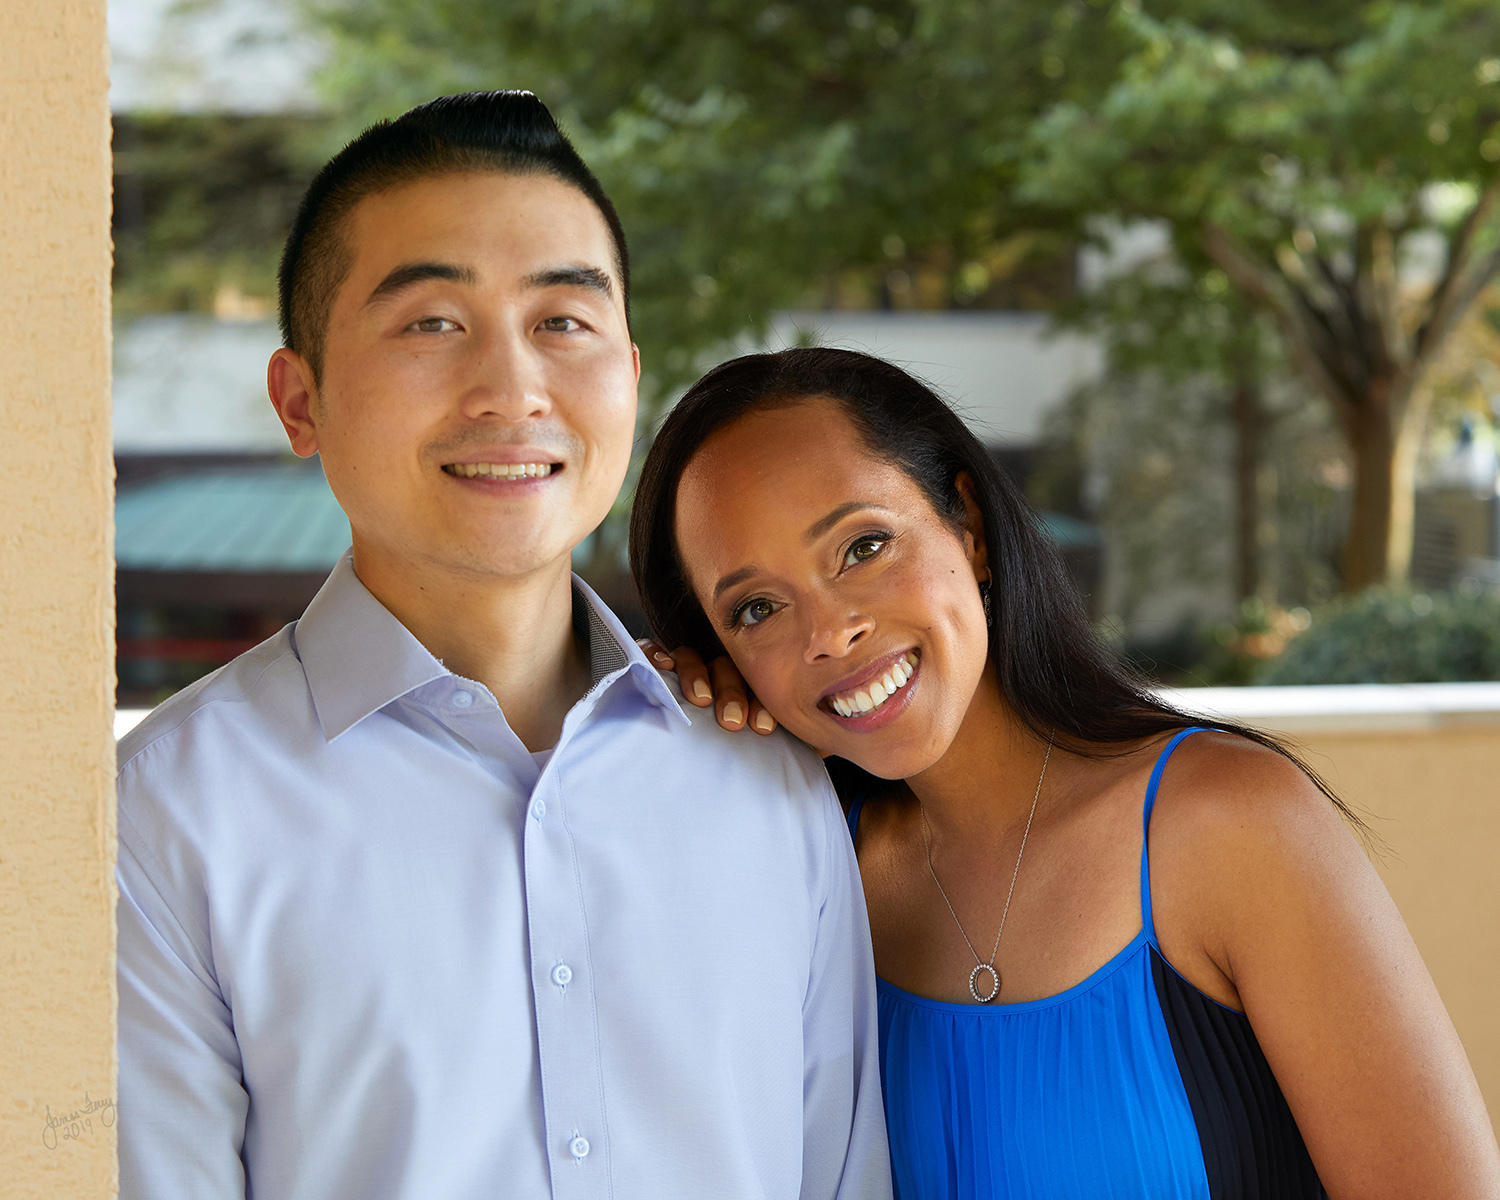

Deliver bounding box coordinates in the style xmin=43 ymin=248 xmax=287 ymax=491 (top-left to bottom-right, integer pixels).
xmin=1415 ymin=177 xmax=1500 ymax=364
xmin=1200 ymin=222 xmax=1359 ymax=428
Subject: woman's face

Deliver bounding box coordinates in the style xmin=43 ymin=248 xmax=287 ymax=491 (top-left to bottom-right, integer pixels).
xmin=674 ymin=396 xmax=992 ymax=779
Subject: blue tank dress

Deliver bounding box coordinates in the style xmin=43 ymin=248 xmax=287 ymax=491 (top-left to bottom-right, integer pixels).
xmin=847 ymin=728 xmax=1328 ymax=1200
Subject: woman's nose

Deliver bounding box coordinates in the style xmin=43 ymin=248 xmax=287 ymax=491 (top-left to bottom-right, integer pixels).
xmin=803 ymin=606 xmax=875 ymax=663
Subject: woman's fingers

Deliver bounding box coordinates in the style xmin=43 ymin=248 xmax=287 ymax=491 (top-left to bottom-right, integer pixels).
xmin=748 ymin=698 xmax=777 ymax=736
xmin=635 ymin=637 xmax=675 ymax=670
xmin=669 ymin=645 xmax=713 ymax=706
xmin=636 ymin=640 xmax=767 ymax=731
xmin=708 ymin=655 xmax=752 ymax=730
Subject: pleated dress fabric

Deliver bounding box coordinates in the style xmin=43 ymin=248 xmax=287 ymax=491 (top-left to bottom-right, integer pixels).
xmin=850 ymin=728 xmax=1328 ymax=1200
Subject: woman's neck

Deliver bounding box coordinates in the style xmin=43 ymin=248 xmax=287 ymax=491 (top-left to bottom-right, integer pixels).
xmin=904 ymin=662 xmax=1057 ymax=841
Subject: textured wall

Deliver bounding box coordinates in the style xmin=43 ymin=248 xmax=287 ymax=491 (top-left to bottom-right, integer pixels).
xmin=1297 ymin=724 xmax=1500 ymax=1138
xmin=0 ymin=2 xmax=118 ymax=1196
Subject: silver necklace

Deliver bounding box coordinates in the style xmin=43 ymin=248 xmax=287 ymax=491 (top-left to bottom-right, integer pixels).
xmin=920 ymin=730 xmax=1055 ymax=1004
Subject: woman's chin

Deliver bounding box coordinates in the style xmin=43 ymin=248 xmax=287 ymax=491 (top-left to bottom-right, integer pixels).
xmin=806 ymin=736 xmax=943 ymax=782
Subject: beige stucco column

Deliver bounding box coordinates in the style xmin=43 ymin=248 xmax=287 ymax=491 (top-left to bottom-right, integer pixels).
xmin=0 ymin=1 xmax=118 ymax=1196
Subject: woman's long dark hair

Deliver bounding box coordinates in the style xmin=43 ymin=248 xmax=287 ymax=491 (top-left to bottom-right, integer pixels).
xmin=629 ymin=346 xmax=1354 ymax=821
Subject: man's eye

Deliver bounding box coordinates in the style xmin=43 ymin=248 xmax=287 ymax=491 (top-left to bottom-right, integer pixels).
xmin=412 ymin=317 xmax=457 ymax=333
xmin=540 ymin=316 xmax=579 ymax=333
xmin=735 ymin=598 xmax=778 ymax=627
xmin=844 ymin=536 xmax=888 ymax=567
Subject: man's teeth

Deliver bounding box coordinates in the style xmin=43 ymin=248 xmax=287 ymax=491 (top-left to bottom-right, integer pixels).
xmin=831 ymin=653 xmax=918 ymax=718
xmin=445 ymin=462 xmax=554 ymax=479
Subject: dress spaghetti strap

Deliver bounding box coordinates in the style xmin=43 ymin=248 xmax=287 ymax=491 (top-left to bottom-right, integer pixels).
xmin=1140 ymin=727 xmax=1210 ymax=943
xmin=845 ymin=792 xmax=867 ymax=843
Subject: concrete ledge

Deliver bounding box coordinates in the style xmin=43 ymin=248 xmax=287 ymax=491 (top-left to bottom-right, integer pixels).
xmin=1159 ymin=682 xmax=1500 ymax=735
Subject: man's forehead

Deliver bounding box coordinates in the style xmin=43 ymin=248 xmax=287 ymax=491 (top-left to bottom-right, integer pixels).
xmin=342 ymin=170 xmax=620 ymax=287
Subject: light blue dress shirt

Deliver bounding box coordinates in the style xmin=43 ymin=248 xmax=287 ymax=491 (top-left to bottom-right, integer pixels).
xmin=117 ymin=554 xmax=891 ymax=1200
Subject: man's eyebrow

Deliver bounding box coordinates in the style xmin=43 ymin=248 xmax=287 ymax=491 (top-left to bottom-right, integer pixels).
xmin=363 ymin=261 xmax=477 ymax=307
xmin=712 ymin=565 xmax=760 ymax=604
xmin=803 ymin=502 xmax=893 ymax=545
xmin=522 ymin=264 xmax=614 ymax=298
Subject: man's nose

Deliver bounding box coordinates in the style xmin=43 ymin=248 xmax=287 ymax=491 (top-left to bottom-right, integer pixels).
xmin=459 ymin=327 xmax=552 ymax=421
xmin=803 ymin=598 xmax=875 ymax=663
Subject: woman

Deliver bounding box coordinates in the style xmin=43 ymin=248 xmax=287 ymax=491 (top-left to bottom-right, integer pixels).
xmin=629 ymin=347 xmax=1500 ymax=1199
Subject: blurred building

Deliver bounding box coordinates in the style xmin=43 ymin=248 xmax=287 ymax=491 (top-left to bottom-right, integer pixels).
xmin=113 ymin=316 xmax=343 ymax=704
xmin=1413 ymin=416 xmax=1500 ymax=593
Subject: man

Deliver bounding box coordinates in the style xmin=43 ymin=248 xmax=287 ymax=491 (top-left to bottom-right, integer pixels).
xmin=116 ymin=91 xmax=890 ymax=1200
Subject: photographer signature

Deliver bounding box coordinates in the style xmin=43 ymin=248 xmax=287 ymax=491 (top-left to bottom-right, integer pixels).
xmin=42 ymin=1092 xmax=116 ymax=1149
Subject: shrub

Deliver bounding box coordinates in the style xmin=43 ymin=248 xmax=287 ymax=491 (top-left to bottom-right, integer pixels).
xmin=1259 ymin=588 xmax=1500 ymax=685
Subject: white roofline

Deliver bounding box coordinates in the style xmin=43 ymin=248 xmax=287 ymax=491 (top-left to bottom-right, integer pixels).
xmin=1159 ymin=682 xmax=1500 ymax=734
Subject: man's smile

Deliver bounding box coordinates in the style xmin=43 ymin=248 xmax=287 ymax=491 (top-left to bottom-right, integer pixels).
xmin=441 ymin=461 xmax=558 ymax=479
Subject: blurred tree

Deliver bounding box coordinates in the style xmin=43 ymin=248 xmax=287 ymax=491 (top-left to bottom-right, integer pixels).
xmin=1023 ymin=0 xmax=1500 ymax=590
xmin=113 ymin=113 xmax=324 ymax=318
xmin=299 ymin=0 xmax=1133 ymax=577
xmin=240 ymin=0 xmax=1500 ymax=597
xmin=300 ymin=0 xmax=1133 ymax=400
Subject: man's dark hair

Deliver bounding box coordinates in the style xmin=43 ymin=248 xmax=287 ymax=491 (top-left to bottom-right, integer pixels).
xmin=277 ymin=90 xmax=630 ymax=382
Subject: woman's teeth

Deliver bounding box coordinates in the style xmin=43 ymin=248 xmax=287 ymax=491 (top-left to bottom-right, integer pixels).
xmin=831 ymin=652 xmax=918 ymax=718
xmin=444 ymin=462 xmax=553 ymax=479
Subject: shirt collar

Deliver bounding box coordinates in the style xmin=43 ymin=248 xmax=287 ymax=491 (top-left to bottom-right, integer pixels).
xmin=294 ymin=551 xmax=688 ymax=741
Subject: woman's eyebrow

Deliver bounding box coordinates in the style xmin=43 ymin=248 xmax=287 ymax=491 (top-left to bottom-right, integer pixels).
xmin=802 ymin=502 xmax=893 ymax=544
xmin=712 ymin=565 xmax=758 ymax=603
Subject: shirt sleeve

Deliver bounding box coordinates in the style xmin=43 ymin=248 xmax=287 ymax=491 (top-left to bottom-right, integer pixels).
xmin=117 ymin=813 xmax=249 ymax=1200
xmin=799 ymin=774 xmax=894 ymax=1200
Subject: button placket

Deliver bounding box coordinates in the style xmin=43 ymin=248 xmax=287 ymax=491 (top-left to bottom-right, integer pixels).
xmin=523 ymin=770 xmax=609 ymax=1196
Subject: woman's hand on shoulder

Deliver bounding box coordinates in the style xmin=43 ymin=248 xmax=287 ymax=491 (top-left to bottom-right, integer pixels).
xmin=1151 ymin=732 xmax=1500 ymax=1199
xmin=636 ymin=639 xmax=777 ymax=735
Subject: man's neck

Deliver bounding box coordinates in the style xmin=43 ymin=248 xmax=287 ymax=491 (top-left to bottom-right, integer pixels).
xmin=350 ymin=542 xmax=591 ymax=753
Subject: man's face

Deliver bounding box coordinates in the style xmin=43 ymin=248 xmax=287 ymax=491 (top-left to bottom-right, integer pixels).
xmin=279 ymin=171 xmax=639 ymax=585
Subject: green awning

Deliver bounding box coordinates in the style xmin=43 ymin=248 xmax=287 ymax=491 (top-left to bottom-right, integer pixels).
xmin=116 ymin=467 xmax=351 ymax=573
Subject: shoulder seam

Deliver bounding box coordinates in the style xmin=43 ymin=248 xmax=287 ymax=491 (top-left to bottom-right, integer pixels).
xmin=117 ymin=805 xmax=216 ymax=969
xmin=116 ymin=646 xmax=300 ymax=776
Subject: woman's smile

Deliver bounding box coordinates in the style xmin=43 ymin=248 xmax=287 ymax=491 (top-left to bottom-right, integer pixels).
xmin=821 ymin=648 xmax=920 ymax=726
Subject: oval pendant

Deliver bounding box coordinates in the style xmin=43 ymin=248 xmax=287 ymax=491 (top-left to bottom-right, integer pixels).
xmin=969 ymin=963 xmax=1000 ymax=1004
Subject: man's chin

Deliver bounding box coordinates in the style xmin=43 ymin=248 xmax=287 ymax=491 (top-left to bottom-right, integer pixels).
xmin=354 ymin=528 xmax=587 ymax=589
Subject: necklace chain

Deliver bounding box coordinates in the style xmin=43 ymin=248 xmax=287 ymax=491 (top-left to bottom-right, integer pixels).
xmin=920 ymin=730 xmax=1055 ymax=1003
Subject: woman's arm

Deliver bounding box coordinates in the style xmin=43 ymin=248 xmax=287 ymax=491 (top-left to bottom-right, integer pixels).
xmin=1152 ymin=736 xmax=1500 ymax=1199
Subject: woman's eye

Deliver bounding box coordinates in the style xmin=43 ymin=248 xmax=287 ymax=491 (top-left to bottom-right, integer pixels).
xmin=540 ymin=316 xmax=579 ymax=333
xmin=412 ymin=317 xmax=457 ymax=333
xmin=844 ymin=536 xmax=888 ymax=567
xmin=735 ymin=598 xmax=778 ymax=627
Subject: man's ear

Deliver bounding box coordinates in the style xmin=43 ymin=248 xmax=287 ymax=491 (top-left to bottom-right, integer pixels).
xmin=954 ymin=471 xmax=990 ymax=583
xmin=268 ymin=348 xmax=322 ymax=458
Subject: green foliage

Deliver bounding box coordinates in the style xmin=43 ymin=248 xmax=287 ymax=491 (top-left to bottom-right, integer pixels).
xmin=299 ymin=0 xmax=1137 ymax=403
xmin=113 ymin=114 xmax=326 ymax=318
xmin=1260 ymin=587 xmax=1500 ymax=682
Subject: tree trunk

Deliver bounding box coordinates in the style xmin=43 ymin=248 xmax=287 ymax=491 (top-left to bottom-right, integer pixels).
xmin=1341 ymin=375 xmax=1421 ymax=591
xmin=1231 ymin=376 xmax=1262 ymax=602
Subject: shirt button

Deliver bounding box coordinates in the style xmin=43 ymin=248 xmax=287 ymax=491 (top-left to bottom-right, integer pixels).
xmin=569 ymin=1136 xmax=590 ymax=1160
xmin=530 ymin=799 xmax=547 ymax=821
xmin=551 ymin=963 xmax=573 ymax=987
xmin=452 ymin=690 xmax=473 ymax=708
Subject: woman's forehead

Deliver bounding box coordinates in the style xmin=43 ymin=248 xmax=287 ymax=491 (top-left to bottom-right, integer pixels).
xmin=674 ymin=399 xmax=925 ymax=565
